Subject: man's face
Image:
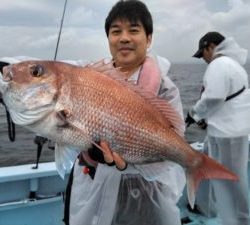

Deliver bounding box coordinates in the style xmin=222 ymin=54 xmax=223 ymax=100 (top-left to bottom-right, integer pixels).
xmin=202 ymin=44 xmax=215 ymax=64
xmin=108 ymin=19 xmax=152 ymax=69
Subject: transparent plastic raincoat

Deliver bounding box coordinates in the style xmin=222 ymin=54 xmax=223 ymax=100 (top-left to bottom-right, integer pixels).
xmin=68 ymin=55 xmax=186 ymax=225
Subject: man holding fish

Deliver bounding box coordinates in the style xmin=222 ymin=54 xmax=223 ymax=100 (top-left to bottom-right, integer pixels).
xmin=65 ymin=1 xmax=187 ymax=224
xmin=0 ymin=1 xmax=239 ymax=225
xmin=0 ymin=1 xmax=187 ymax=224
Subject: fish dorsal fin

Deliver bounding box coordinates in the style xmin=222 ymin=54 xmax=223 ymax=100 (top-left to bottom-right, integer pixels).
xmin=84 ymin=59 xmax=119 ymax=76
xmin=132 ymin=85 xmax=185 ymax=136
xmin=87 ymin=59 xmax=184 ymax=136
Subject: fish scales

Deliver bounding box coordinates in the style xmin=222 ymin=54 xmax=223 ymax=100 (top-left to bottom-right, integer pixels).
xmin=54 ymin=66 xmax=171 ymax=163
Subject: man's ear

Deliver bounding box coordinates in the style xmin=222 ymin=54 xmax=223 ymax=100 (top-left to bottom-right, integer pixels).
xmin=209 ymin=43 xmax=217 ymax=51
xmin=147 ymin=34 xmax=152 ymax=48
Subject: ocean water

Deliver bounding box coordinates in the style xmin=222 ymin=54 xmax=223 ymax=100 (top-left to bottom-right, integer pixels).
xmin=0 ymin=62 xmax=249 ymax=167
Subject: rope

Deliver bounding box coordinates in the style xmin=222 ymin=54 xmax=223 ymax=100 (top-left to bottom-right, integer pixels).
xmin=0 ymin=98 xmax=16 ymax=142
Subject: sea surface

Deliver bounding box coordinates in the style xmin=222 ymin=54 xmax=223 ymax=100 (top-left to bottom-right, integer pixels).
xmin=0 ymin=62 xmax=249 ymax=167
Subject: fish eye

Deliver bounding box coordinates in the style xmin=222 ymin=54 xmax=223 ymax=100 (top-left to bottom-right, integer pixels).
xmin=30 ymin=64 xmax=44 ymax=77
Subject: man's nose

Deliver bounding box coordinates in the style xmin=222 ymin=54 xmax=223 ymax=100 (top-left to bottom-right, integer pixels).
xmin=120 ymin=31 xmax=131 ymax=42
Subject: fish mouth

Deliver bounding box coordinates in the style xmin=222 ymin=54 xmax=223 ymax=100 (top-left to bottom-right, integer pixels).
xmin=2 ymin=65 xmax=13 ymax=82
xmin=0 ymin=64 xmax=12 ymax=101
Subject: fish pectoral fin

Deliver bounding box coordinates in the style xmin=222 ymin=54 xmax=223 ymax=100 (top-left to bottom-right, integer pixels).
xmin=56 ymin=109 xmax=71 ymax=127
xmin=65 ymin=120 xmax=108 ymax=154
xmin=91 ymin=140 xmax=109 ymax=155
xmin=56 ymin=112 xmax=108 ymax=155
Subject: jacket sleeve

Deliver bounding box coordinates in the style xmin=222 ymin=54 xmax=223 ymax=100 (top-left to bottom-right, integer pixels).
xmin=191 ymin=59 xmax=229 ymax=120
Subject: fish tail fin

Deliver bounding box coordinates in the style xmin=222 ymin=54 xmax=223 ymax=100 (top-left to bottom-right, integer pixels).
xmin=186 ymin=152 xmax=238 ymax=208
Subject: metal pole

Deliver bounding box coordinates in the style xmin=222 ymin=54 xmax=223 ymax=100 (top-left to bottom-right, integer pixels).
xmin=54 ymin=0 xmax=68 ymax=60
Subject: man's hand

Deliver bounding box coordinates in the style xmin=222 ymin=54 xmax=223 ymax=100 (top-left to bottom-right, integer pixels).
xmin=185 ymin=111 xmax=207 ymax=129
xmin=185 ymin=112 xmax=196 ymax=127
xmin=197 ymin=119 xmax=207 ymax=129
xmin=99 ymin=141 xmax=127 ymax=171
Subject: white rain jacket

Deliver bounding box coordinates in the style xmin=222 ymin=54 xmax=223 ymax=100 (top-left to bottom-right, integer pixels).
xmin=192 ymin=37 xmax=250 ymax=137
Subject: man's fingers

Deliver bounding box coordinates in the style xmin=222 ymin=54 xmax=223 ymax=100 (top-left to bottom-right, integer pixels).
xmin=99 ymin=141 xmax=114 ymax=164
xmin=113 ymin=152 xmax=127 ymax=171
xmin=99 ymin=140 xmax=127 ymax=171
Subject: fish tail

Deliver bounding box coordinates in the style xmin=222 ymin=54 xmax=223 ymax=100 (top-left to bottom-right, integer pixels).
xmin=186 ymin=152 xmax=238 ymax=209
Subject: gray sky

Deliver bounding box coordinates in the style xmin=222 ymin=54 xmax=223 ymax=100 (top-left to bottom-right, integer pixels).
xmin=0 ymin=0 xmax=249 ymax=63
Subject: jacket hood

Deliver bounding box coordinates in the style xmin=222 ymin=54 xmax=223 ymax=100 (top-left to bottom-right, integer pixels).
xmin=213 ymin=37 xmax=248 ymax=65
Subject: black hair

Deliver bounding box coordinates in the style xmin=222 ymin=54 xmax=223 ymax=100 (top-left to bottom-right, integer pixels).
xmin=105 ymin=0 xmax=153 ymax=37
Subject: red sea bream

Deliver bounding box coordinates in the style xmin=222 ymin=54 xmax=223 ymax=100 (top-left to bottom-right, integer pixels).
xmin=0 ymin=60 xmax=238 ymax=207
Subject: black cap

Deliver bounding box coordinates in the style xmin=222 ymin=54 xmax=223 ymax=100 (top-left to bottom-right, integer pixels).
xmin=193 ymin=32 xmax=225 ymax=58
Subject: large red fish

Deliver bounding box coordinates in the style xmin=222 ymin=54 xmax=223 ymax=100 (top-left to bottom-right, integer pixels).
xmin=0 ymin=60 xmax=238 ymax=207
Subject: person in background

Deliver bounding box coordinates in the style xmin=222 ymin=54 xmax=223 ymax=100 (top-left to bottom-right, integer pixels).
xmin=64 ymin=1 xmax=186 ymax=225
xmin=186 ymin=31 xmax=250 ymax=225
